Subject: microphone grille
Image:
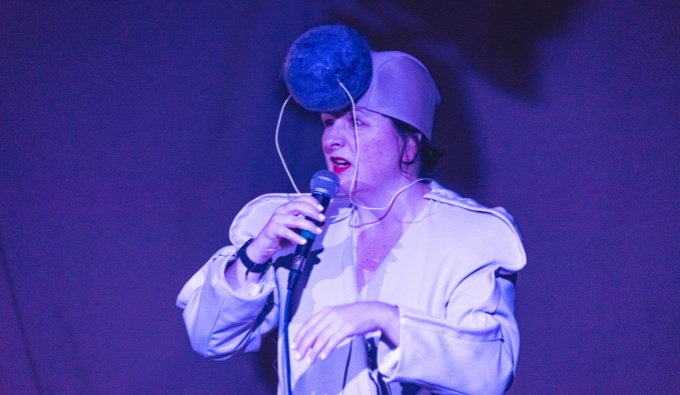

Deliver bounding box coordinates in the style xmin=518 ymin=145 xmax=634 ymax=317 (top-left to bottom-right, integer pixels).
xmin=310 ymin=170 xmax=341 ymax=197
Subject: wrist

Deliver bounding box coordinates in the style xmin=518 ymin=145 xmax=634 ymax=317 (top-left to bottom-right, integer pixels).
xmin=378 ymin=303 xmax=400 ymax=348
xmin=237 ymin=238 xmax=273 ymax=275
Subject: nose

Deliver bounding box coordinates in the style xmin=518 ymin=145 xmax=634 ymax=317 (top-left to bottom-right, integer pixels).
xmin=322 ymin=122 xmax=347 ymax=152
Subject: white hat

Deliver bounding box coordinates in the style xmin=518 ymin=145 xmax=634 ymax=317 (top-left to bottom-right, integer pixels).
xmin=355 ymin=51 xmax=441 ymax=139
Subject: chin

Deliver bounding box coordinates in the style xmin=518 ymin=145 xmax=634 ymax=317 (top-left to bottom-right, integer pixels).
xmin=338 ymin=180 xmax=353 ymax=196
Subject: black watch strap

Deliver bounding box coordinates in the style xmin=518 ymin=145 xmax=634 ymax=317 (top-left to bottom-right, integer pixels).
xmin=237 ymin=238 xmax=272 ymax=275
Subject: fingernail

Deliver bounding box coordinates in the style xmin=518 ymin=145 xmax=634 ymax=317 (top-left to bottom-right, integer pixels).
xmin=318 ymin=213 xmax=326 ymax=221
xmin=319 ymin=352 xmax=327 ymax=360
xmin=299 ymin=237 xmax=307 ymax=244
xmin=291 ymin=342 xmax=297 ymax=350
xmin=295 ymin=352 xmax=302 ymax=360
xmin=317 ymin=204 xmax=324 ymax=211
xmin=315 ymin=227 xmax=322 ymax=234
xmin=306 ymin=356 xmax=313 ymax=365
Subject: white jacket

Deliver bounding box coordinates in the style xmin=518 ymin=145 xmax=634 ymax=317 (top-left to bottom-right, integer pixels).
xmin=177 ymin=182 xmax=526 ymax=394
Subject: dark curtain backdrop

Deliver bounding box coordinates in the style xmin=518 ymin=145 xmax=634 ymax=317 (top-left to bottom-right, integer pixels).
xmin=1 ymin=1 xmax=678 ymax=394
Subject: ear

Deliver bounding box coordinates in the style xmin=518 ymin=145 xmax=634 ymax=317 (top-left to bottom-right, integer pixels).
xmin=401 ymin=133 xmax=421 ymax=164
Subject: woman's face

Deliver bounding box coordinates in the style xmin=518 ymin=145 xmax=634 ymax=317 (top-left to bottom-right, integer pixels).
xmin=321 ymin=108 xmax=410 ymax=195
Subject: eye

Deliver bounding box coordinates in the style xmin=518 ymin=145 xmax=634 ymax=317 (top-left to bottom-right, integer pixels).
xmin=323 ymin=118 xmax=334 ymax=127
xmin=351 ymin=117 xmax=362 ymax=126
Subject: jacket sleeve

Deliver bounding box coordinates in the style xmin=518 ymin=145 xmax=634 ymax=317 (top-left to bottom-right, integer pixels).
xmin=175 ymin=194 xmax=298 ymax=360
xmin=176 ymin=245 xmax=278 ymax=359
xmin=379 ymin=207 xmax=525 ymax=394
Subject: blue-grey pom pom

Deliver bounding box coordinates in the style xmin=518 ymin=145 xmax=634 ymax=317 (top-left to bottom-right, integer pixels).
xmin=283 ymin=25 xmax=372 ymax=113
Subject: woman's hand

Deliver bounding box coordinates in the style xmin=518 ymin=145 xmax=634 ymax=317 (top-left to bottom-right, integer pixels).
xmin=225 ymin=195 xmax=325 ymax=287
xmin=292 ymin=302 xmax=400 ymax=364
xmin=247 ymin=195 xmax=326 ymax=262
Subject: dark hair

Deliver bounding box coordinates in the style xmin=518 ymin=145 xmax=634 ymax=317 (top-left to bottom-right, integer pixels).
xmin=392 ymin=119 xmax=444 ymax=178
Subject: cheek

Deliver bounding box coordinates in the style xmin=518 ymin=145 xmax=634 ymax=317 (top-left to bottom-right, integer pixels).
xmin=359 ymin=137 xmax=401 ymax=168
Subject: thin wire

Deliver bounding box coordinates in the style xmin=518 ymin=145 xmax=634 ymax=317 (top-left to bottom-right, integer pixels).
xmin=275 ymin=80 xmax=429 ymax=393
xmin=336 ymin=81 xmax=431 ymax=216
xmin=278 ymin=83 xmax=426 ymax=208
xmin=345 ymin=84 xmax=360 ymax=201
xmin=275 ymin=95 xmax=301 ymax=194
xmin=283 ymin=289 xmax=294 ymax=395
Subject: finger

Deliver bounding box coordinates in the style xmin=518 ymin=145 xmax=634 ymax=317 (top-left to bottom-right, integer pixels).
xmin=295 ymin=307 xmax=357 ymax=364
xmin=268 ymin=216 xmax=322 ymax=242
xmin=293 ymin=310 xmax=336 ymax=363
xmin=280 ymin=198 xmax=326 ymax=222
xmin=293 ymin=195 xmax=326 ymax=212
xmin=310 ymin=324 xmax=347 ymax=362
xmin=304 ymin=320 xmax=345 ymax=363
xmin=293 ymin=307 xmax=331 ymax=351
xmin=251 ymin=214 xmax=324 ymax=262
xmin=296 ymin=320 xmax=339 ymax=364
xmin=285 ymin=215 xmax=324 ymax=236
xmin=291 ymin=309 xmax=326 ymax=360
xmin=269 ymin=223 xmax=310 ymax=246
xmin=296 ymin=304 xmax=382 ymax=364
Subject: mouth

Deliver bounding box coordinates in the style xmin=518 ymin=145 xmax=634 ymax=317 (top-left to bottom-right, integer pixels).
xmin=330 ymin=156 xmax=351 ymax=174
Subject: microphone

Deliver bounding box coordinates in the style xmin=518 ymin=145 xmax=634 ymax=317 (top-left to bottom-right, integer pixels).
xmin=287 ymin=170 xmax=340 ymax=290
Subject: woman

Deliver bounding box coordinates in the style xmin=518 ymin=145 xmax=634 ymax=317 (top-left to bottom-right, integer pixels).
xmin=177 ymin=50 xmax=526 ymax=394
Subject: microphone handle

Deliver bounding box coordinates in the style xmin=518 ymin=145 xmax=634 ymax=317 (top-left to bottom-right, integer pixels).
xmin=287 ymin=191 xmax=331 ymax=290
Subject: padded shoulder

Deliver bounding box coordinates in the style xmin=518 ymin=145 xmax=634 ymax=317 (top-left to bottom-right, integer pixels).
xmin=426 ymin=181 xmax=523 ymax=241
